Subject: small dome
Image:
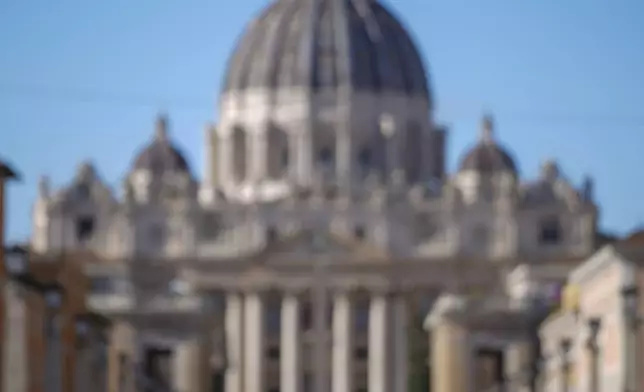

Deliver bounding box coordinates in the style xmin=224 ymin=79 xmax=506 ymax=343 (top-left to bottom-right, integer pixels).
xmin=222 ymin=0 xmax=431 ymax=102
xmin=458 ymin=115 xmax=517 ymax=174
xmin=132 ymin=114 xmax=190 ymax=174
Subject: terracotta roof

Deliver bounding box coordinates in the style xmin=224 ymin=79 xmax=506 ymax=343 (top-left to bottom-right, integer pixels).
xmin=621 ymin=229 xmax=644 ymax=245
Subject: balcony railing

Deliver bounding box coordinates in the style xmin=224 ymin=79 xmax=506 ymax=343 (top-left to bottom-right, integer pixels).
xmin=141 ymin=295 xmax=203 ymax=313
xmin=88 ymin=292 xmax=204 ymax=314
xmin=87 ymin=294 xmax=134 ymax=312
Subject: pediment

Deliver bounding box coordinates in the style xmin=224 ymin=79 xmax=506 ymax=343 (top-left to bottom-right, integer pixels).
xmin=250 ymin=229 xmax=386 ymax=262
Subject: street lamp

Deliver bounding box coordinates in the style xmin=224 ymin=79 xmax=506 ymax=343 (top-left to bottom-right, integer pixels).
xmin=559 ymin=338 xmax=572 ymax=392
xmin=586 ymin=318 xmax=601 ymax=392
xmin=621 ymin=285 xmax=640 ymax=392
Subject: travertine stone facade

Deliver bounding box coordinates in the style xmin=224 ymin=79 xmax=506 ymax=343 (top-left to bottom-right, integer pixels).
xmin=26 ymin=0 xmax=601 ymax=391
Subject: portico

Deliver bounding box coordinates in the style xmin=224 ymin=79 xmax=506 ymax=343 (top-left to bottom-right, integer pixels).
xmin=86 ymin=228 xmax=582 ymax=392
xmin=424 ymin=292 xmax=552 ymax=392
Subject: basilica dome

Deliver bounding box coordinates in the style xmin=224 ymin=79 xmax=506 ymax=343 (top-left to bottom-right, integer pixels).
xmin=222 ymin=0 xmax=431 ymax=102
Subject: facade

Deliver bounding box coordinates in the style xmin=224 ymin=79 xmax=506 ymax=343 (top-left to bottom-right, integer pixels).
xmin=421 ymin=233 xmax=644 ymax=392
xmin=1 ymin=160 xmax=19 ymax=392
xmin=0 ymin=248 xmax=111 ymax=392
xmin=27 ymin=0 xmax=600 ymax=392
xmin=538 ymin=234 xmax=644 ymax=392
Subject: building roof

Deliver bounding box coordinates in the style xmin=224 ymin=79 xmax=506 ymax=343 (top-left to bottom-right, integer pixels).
xmin=458 ymin=115 xmax=517 ymax=174
xmin=222 ymin=0 xmax=431 ymax=101
xmin=131 ymin=114 xmax=191 ymax=175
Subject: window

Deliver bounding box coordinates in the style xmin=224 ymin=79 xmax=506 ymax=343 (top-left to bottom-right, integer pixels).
xmin=354 ymin=347 xmax=368 ymax=360
xmin=301 ymin=304 xmax=312 ymax=330
xmin=266 ymin=227 xmax=278 ymax=243
xmin=266 ymin=346 xmax=280 ymax=360
xmin=232 ymin=126 xmax=247 ymax=181
xmin=358 ymin=147 xmax=372 ymax=170
xmin=90 ymin=277 xmax=113 ymax=293
xmin=267 ymin=125 xmax=289 ymax=179
xmin=148 ymin=224 xmax=166 ymax=247
xmin=200 ymin=212 xmax=220 ymax=239
xmin=404 ymin=123 xmax=423 ymax=183
xmin=281 ymin=147 xmax=289 ymax=167
xmin=355 ymin=305 xmax=369 ymax=331
xmin=76 ymin=183 xmax=90 ymax=200
xmin=539 ymin=218 xmax=561 ymax=245
xmin=472 ymin=225 xmax=489 ymax=247
xmin=303 ymin=374 xmax=313 ymax=392
xmin=75 ymin=216 xmax=95 ymax=242
xmin=266 ymin=304 xmax=281 ymax=333
xmin=354 ymin=226 xmax=366 ymax=240
xmin=318 ymin=147 xmax=334 ymax=166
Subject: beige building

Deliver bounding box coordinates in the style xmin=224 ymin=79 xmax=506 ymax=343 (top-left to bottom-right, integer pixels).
xmin=420 ymin=232 xmax=643 ymax=392
xmin=538 ymin=233 xmax=644 ymax=392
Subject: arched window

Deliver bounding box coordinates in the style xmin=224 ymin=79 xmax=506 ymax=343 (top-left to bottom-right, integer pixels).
xmin=313 ymin=125 xmax=337 ymax=177
xmin=404 ymin=123 xmax=423 ymax=183
xmin=267 ymin=125 xmax=289 ymax=179
xmin=538 ymin=217 xmax=562 ymax=245
xmin=372 ymin=130 xmax=387 ymax=181
xmin=232 ymin=126 xmax=247 ymax=182
xmin=317 ymin=146 xmax=335 ymax=170
xmin=357 ymin=146 xmax=373 ymax=178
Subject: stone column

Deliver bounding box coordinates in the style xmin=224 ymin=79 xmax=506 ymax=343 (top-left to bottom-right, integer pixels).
xmin=505 ymin=340 xmax=537 ymax=392
xmin=392 ymin=294 xmax=409 ymax=392
xmin=173 ymin=339 xmax=201 ymax=392
xmin=332 ymin=291 xmax=354 ymax=392
xmin=225 ymin=293 xmax=244 ymax=392
xmin=368 ymin=292 xmax=392 ymax=392
xmin=243 ymin=292 xmax=265 ymax=392
xmin=424 ymin=293 xmax=472 ymax=392
xmin=281 ymin=292 xmax=302 ymax=392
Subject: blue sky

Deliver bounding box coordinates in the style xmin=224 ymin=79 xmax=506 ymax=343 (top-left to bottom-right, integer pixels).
xmin=1 ymin=0 xmax=643 ymax=242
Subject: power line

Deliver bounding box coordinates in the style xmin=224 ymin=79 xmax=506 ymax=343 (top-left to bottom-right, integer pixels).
xmin=1 ymin=82 xmax=644 ymax=127
xmin=0 ymin=82 xmax=214 ymax=110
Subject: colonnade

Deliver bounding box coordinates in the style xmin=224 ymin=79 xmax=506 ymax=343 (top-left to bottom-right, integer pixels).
xmin=223 ymin=289 xmax=410 ymax=392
